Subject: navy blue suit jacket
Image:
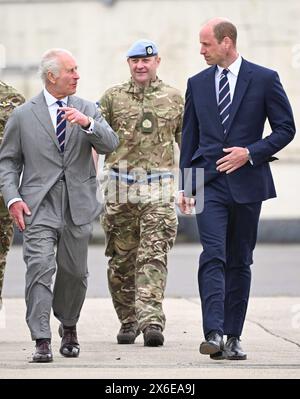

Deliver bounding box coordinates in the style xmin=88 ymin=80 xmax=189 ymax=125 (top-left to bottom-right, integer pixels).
xmin=180 ymin=59 xmax=295 ymax=203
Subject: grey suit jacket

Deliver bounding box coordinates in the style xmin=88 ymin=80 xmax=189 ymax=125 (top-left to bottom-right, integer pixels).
xmin=0 ymin=92 xmax=119 ymax=225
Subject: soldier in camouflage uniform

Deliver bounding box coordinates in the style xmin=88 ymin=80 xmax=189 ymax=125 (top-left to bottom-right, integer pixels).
xmin=0 ymin=81 xmax=25 ymax=309
xmin=99 ymin=39 xmax=183 ymax=346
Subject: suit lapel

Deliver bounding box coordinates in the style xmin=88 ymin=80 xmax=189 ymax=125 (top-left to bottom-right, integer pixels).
xmin=204 ymin=67 xmax=224 ymax=135
xmin=198 ymin=66 xmax=224 ymax=137
xmin=226 ymin=59 xmax=252 ymax=135
xmin=31 ymin=92 xmax=61 ymax=151
xmin=64 ymin=96 xmax=80 ymax=148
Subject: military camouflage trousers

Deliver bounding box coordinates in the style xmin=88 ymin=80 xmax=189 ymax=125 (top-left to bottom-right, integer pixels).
xmin=101 ymin=199 xmax=177 ymax=332
xmin=0 ymin=200 xmax=14 ymax=299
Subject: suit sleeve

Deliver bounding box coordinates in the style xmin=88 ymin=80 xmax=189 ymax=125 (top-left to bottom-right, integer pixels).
xmin=247 ymin=71 xmax=295 ymax=166
xmin=82 ymin=101 xmax=119 ymax=155
xmin=0 ymin=108 xmax=23 ymax=204
xmin=179 ymin=79 xmax=201 ymax=192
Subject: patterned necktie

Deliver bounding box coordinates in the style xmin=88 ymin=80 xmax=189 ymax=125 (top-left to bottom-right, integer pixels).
xmin=218 ymin=69 xmax=231 ymax=134
xmin=56 ymin=100 xmax=66 ymax=152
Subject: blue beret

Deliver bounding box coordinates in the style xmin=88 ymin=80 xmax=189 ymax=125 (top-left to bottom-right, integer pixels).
xmin=126 ymin=39 xmax=158 ymax=58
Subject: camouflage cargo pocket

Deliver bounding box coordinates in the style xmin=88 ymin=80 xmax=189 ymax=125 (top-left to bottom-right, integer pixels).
xmin=155 ymin=109 xmax=182 ymax=143
xmin=101 ymin=214 xmax=115 ymax=257
xmin=115 ymin=110 xmax=140 ymax=141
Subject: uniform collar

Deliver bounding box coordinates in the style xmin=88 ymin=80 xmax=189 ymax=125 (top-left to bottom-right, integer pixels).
xmin=126 ymin=77 xmax=162 ymax=94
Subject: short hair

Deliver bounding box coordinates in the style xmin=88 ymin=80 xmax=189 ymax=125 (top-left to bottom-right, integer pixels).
xmin=213 ymin=21 xmax=237 ymax=46
xmin=39 ymin=48 xmax=73 ymax=83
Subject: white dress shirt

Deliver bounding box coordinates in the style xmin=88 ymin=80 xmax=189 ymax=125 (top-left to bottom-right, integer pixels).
xmin=215 ymin=55 xmax=252 ymax=164
xmin=215 ymin=54 xmax=242 ymax=103
xmin=43 ymin=88 xmax=68 ymax=129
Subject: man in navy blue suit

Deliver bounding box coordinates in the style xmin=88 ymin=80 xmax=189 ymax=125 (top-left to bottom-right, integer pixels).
xmin=178 ymin=18 xmax=295 ymax=360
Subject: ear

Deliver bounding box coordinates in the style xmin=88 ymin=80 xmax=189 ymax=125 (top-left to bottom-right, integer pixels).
xmin=155 ymin=56 xmax=161 ymax=67
xmin=47 ymin=71 xmax=57 ymax=84
xmin=223 ymin=36 xmax=232 ymax=50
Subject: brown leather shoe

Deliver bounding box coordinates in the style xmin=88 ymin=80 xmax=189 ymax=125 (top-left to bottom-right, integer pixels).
xmin=32 ymin=339 xmax=53 ymax=363
xmin=58 ymin=324 xmax=80 ymax=358
xmin=117 ymin=322 xmax=140 ymax=344
xmin=143 ymin=324 xmax=164 ymax=347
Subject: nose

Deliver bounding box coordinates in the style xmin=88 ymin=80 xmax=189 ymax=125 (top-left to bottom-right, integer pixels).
xmin=136 ymin=60 xmax=145 ymax=68
xmin=200 ymin=46 xmax=205 ymax=55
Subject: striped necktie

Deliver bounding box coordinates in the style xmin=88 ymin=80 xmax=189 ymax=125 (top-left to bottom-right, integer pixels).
xmin=218 ymin=69 xmax=231 ymax=134
xmin=56 ymin=100 xmax=66 ymax=152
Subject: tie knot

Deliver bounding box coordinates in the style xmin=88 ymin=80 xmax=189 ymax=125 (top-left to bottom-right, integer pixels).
xmin=56 ymin=100 xmax=64 ymax=107
xmin=222 ymin=69 xmax=229 ymax=77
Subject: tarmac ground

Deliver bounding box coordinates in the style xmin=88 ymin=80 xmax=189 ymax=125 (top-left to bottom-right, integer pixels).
xmin=0 ymin=244 xmax=300 ymax=382
xmin=0 ymin=297 xmax=300 ymax=380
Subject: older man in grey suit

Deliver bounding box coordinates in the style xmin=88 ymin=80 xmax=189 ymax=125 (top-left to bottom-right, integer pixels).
xmin=0 ymin=48 xmax=119 ymax=362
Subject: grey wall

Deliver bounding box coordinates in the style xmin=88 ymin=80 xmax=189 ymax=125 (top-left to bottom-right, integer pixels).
xmin=1 ymin=0 xmax=299 ymax=219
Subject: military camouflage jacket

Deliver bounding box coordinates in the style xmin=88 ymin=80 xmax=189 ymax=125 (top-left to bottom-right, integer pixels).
xmin=0 ymin=80 xmax=25 ymax=145
xmin=99 ymin=77 xmax=183 ymax=171
xmin=0 ymin=80 xmax=25 ymax=214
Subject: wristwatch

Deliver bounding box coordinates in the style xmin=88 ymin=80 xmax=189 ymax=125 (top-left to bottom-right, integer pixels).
xmin=84 ymin=116 xmax=93 ymax=129
xmin=245 ymin=147 xmax=253 ymax=164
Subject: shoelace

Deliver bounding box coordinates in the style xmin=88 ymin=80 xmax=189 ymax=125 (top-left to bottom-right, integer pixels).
xmin=146 ymin=325 xmax=161 ymax=331
xmin=121 ymin=322 xmax=137 ymax=333
xmin=63 ymin=329 xmax=78 ymax=344
xmin=36 ymin=341 xmax=51 ymax=352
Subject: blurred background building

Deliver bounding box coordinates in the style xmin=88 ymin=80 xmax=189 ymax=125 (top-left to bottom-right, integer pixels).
xmin=0 ymin=0 xmax=299 ymax=241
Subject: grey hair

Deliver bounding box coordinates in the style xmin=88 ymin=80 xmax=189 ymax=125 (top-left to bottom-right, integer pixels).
xmin=39 ymin=48 xmax=73 ymax=83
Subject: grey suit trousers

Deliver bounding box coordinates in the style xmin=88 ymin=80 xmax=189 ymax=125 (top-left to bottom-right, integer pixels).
xmin=23 ymin=180 xmax=92 ymax=340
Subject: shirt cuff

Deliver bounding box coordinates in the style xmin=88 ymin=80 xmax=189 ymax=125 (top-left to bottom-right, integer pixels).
xmin=82 ymin=118 xmax=94 ymax=134
xmin=246 ymin=147 xmax=253 ymax=165
xmin=7 ymin=197 xmax=22 ymax=209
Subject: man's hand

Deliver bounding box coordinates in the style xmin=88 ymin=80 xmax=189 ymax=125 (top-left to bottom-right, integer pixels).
xmin=216 ymin=147 xmax=249 ymax=174
xmin=177 ymin=191 xmax=195 ymax=215
xmin=59 ymin=106 xmax=90 ymax=128
xmin=9 ymin=201 xmax=31 ymax=231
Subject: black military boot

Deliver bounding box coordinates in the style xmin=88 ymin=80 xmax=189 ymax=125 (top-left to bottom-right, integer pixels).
xmin=117 ymin=321 xmax=140 ymax=344
xmin=143 ymin=324 xmax=164 ymax=347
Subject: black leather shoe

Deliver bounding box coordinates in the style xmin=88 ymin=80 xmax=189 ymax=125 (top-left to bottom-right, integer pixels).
xmin=32 ymin=339 xmax=53 ymax=363
xmin=210 ymin=350 xmax=226 ymax=360
xmin=143 ymin=324 xmax=164 ymax=347
xmin=58 ymin=324 xmax=80 ymax=358
xmin=224 ymin=337 xmax=247 ymax=360
xmin=200 ymin=331 xmax=224 ymax=355
xmin=117 ymin=321 xmax=140 ymax=344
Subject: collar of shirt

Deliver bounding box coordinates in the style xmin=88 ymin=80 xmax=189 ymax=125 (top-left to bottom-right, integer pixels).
xmin=216 ymin=54 xmax=242 ymax=79
xmin=43 ymin=88 xmax=68 ymax=128
xmin=43 ymin=88 xmax=68 ymax=107
xmin=215 ymin=54 xmax=242 ymax=102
